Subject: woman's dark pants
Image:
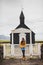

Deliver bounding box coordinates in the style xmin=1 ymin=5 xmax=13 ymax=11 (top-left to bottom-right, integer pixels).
xmin=22 ymin=50 xmax=25 ymax=57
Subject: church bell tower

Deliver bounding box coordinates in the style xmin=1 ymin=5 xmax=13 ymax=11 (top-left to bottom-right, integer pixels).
xmin=20 ymin=11 xmax=25 ymax=25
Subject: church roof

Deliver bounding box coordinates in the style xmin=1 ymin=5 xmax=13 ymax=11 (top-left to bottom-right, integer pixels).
xmin=15 ymin=11 xmax=35 ymax=34
xmin=16 ymin=24 xmax=30 ymax=30
xmin=15 ymin=11 xmax=30 ymax=30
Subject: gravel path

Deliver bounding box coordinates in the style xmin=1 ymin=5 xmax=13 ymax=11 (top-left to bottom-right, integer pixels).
xmin=0 ymin=59 xmax=43 ymax=65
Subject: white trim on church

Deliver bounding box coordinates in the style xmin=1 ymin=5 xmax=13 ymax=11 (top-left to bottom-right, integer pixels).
xmin=12 ymin=28 xmax=31 ymax=33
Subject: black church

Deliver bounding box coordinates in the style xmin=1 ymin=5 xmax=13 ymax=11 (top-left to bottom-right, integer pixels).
xmin=10 ymin=11 xmax=35 ymax=44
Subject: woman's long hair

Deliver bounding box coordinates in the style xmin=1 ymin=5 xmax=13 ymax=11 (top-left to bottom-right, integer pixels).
xmin=21 ymin=38 xmax=25 ymax=45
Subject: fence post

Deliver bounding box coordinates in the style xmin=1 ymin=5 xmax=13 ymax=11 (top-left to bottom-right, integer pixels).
xmin=11 ymin=44 xmax=14 ymax=57
xmin=30 ymin=31 xmax=33 ymax=56
xmin=3 ymin=44 xmax=6 ymax=58
xmin=38 ymin=43 xmax=41 ymax=58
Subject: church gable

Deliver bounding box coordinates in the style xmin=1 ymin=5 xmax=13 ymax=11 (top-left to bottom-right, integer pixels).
xmin=12 ymin=28 xmax=30 ymax=33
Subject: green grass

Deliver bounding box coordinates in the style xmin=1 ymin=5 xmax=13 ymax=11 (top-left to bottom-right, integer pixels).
xmin=35 ymin=41 xmax=43 ymax=43
xmin=0 ymin=40 xmax=43 ymax=43
xmin=0 ymin=40 xmax=10 ymax=43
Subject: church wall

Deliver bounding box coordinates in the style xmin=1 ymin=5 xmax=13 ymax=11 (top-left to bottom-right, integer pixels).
xmin=10 ymin=32 xmax=35 ymax=44
xmin=13 ymin=33 xmax=19 ymax=44
xmin=25 ymin=33 xmax=30 ymax=44
xmin=32 ymin=32 xmax=35 ymax=44
xmin=10 ymin=33 xmax=12 ymax=44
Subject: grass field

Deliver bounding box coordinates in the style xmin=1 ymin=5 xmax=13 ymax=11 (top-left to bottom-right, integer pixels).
xmin=0 ymin=40 xmax=10 ymax=43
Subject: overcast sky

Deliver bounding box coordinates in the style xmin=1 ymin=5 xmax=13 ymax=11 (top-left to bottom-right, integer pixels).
xmin=0 ymin=0 xmax=43 ymax=41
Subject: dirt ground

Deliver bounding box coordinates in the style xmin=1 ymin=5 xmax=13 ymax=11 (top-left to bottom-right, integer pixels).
xmin=0 ymin=59 xmax=43 ymax=65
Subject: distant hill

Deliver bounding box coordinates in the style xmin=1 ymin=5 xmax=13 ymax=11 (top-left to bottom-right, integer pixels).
xmin=0 ymin=35 xmax=10 ymax=40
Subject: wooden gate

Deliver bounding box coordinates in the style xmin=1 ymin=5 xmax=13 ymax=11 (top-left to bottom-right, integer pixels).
xmin=0 ymin=46 xmax=3 ymax=59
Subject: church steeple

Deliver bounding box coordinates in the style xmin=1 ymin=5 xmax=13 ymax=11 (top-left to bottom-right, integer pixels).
xmin=20 ymin=11 xmax=25 ymax=25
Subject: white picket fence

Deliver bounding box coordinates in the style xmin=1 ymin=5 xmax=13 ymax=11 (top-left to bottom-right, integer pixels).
xmin=3 ymin=43 xmax=41 ymax=59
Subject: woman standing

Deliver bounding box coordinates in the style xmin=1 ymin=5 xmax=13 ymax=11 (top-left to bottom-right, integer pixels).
xmin=19 ymin=38 xmax=26 ymax=60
